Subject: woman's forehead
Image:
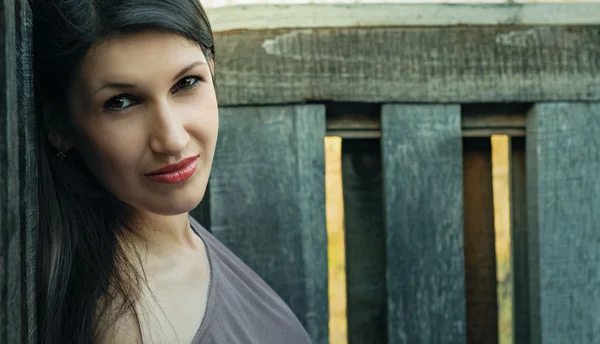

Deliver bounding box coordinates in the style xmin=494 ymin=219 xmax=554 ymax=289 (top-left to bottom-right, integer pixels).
xmin=76 ymin=31 xmax=207 ymax=87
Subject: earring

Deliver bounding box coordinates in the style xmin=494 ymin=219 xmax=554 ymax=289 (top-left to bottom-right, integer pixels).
xmin=57 ymin=150 xmax=66 ymax=161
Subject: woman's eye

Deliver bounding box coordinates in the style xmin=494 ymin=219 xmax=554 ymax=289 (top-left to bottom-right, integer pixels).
xmin=104 ymin=96 xmax=136 ymax=111
xmin=173 ymin=76 xmax=201 ymax=92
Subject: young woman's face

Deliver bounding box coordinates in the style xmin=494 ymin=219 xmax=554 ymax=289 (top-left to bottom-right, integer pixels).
xmin=66 ymin=30 xmax=218 ymax=216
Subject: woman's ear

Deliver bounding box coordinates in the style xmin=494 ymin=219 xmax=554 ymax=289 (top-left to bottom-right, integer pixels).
xmin=48 ymin=127 xmax=74 ymax=152
xmin=42 ymin=97 xmax=74 ymax=152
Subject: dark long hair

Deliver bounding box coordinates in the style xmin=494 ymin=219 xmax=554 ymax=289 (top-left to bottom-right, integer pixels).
xmin=31 ymin=1 xmax=215 ymax=343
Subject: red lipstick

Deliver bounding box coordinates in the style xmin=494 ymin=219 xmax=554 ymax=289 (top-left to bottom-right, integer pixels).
xmin=145 ymin=155 xmax=199 ymax=184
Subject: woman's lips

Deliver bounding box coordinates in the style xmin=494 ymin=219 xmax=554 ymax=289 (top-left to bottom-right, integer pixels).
xmin=145 ymin=156 xmax=199 ymax=184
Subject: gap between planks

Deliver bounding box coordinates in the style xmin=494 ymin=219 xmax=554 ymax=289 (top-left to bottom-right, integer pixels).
xmin=326 ymin=112 xmax=526 ymax=138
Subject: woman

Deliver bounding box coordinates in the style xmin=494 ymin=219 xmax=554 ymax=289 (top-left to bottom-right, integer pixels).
xmin=32 ymin=1 xmax=312 ymax=343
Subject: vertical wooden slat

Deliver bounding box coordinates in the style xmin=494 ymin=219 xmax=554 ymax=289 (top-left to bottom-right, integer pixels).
xmin=463 ymin=138 xmax=498 ymax=344
xmin=382 ymin=104 xmax=466 ymax=344
xmin=526 ymin=102 xmax=600 ymax=344
xmin=17 ymin=1 xmax=37 ymax=342
xmin=0 ymin=1 xmax=19 ymax=341
xmin=1 ymin=0 xmax=36 ymax=343
xmin=210 ymin=105 xmax=328 ymax=344
xmin=342 ymin=139 xmax=386 ymax=344
xmin=509 ymin=137 xmax=529 ymax=344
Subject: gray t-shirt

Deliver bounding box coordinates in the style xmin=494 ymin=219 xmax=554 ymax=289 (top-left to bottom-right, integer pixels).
xmin=189 ymin=217 xmax=313 ymax=344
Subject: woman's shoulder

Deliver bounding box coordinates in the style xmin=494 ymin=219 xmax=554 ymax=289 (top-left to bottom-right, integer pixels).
xmin=188 ymin=215 xmax=275 ymax=291
xmin=188 ymin=216 xmax=312 ymax=344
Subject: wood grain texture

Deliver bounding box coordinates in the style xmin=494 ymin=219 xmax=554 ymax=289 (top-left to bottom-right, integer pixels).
xmin=210 ymin=105 xmax=328 ymax=344
xmin=509 ymin=137 xmax=529 ymax=344
xmin=0 ymin=0 xmax=19 ymax=341
xmin=342 ymin=139 xmax=386 ymax=344
xmin=1 ymin=0 xmax=37 ymax=343
xmin=381 ymin=104 xmax=466 ymax=344
xmin=526 ymin=102 xmax=600 ymax=344
xmin=463 ymin=138 xmax=498 ymax=344
xmin=214 ymin=26 xmax=600 ymax=106
xmin=16 ymin=1 xmax=37 ymax=342
xmin=207 ymin=3 xmax=600 ymax=32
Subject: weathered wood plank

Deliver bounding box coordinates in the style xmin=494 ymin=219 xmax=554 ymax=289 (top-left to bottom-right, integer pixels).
xmin=382 ymin=104 xmax=466 ymax=344
xmin=207 ymin=3 xmax=600 ymax=32
xmin=210 ymin=105 xmax=328 ymax=344
xmin=463 ymin=138 xmax=498 ymax=344
xmin=0 ymin=1 xmax=18 ymax=341
xmin=509 ymin=137 xmax=529 ymax=344
xmin=214 ymin=26 xmax=600 ymax=105
xmin=16 ymin=1 xmax=37 ymax=342
xmin=342 ymin=139 xmax=386 ymax=344
xmin=1 ymin=0 xmax=37 ymax=343
xmin=526 ymin=102 xmax=600 ymax=344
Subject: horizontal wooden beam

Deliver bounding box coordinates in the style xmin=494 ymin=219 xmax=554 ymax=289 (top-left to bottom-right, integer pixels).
xmin=327 ymin=112 xmax=380 ymax=139
xmin=325 ymin=112 xmax=525 ymax=138
xmin=214 ymin=26 xmax=600 ymax=105
xmin=462 ymin=113 xmax=526 ymax=137
xmin=207 ymin=3 xmax=600 ymax=32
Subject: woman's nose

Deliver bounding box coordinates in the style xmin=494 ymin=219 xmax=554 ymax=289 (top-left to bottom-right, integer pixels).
xmin=149 ymin=103 xmax=190 ymax=156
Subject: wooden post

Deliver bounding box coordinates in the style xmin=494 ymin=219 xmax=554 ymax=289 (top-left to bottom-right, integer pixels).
xmin=526 ymin=102 xmax=600 ymax=344
xmin=209 ymin=105 xmax=329 ymax=344
xmin=382 ymin=104 xmax=466 ymax=344
xmin=0 ymin=0 xmax=37 ymax=343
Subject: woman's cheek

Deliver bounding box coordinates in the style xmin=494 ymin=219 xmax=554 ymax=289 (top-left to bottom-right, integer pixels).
xmin=76 ymin=119 xmax=146 ymax=178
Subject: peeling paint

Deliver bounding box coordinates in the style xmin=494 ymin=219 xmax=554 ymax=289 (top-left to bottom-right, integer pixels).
xmin=261 ymin=30 xmax=313 ymax=60
xmin=495 ymin=29 xmax=537 ymax=48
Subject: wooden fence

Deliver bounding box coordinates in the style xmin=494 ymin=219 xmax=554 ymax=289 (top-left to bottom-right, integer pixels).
xmin=2 ymin=2 xmax=600 ymax=344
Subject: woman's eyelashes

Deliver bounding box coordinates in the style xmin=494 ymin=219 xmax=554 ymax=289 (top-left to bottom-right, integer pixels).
xmin=102 ymin=75 xmax=206 ymax=112
xmin=104 ymin=94 xmax=139 ymax=112
xmin=171 ymin=75 xmax=204 ymax=92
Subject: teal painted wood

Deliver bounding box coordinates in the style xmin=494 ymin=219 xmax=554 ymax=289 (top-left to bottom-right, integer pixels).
xmin=209 ymin=105 xmax=328 ymax=344
xmin=526 ymin=102 xmax=600 ymax=344
xmin=1 ymin=0 xmax=37 ymax=343
xmin=207 ymin=3 xmax=600 ymax=32
xmin=214 ymin=27 xmax=600 ymax=106
xmin=381 ymin=104 xmax=466 ymax=344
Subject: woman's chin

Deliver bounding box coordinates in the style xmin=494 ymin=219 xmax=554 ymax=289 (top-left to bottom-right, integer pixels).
xmin=133 ymin=190 xmax=206 ymax=217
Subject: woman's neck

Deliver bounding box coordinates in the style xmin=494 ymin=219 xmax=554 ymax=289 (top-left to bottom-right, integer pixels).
xmin=126 ymin=212 xmax=201 ymax=257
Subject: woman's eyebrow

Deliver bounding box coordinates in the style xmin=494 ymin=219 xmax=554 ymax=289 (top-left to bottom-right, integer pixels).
xmin=93 ymin=81 xmax=136 ymax=95
xmin=172 ymin=61 xmax=205 ymax=81
xmin=92 ymin=61 xmax=206 ymax=95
